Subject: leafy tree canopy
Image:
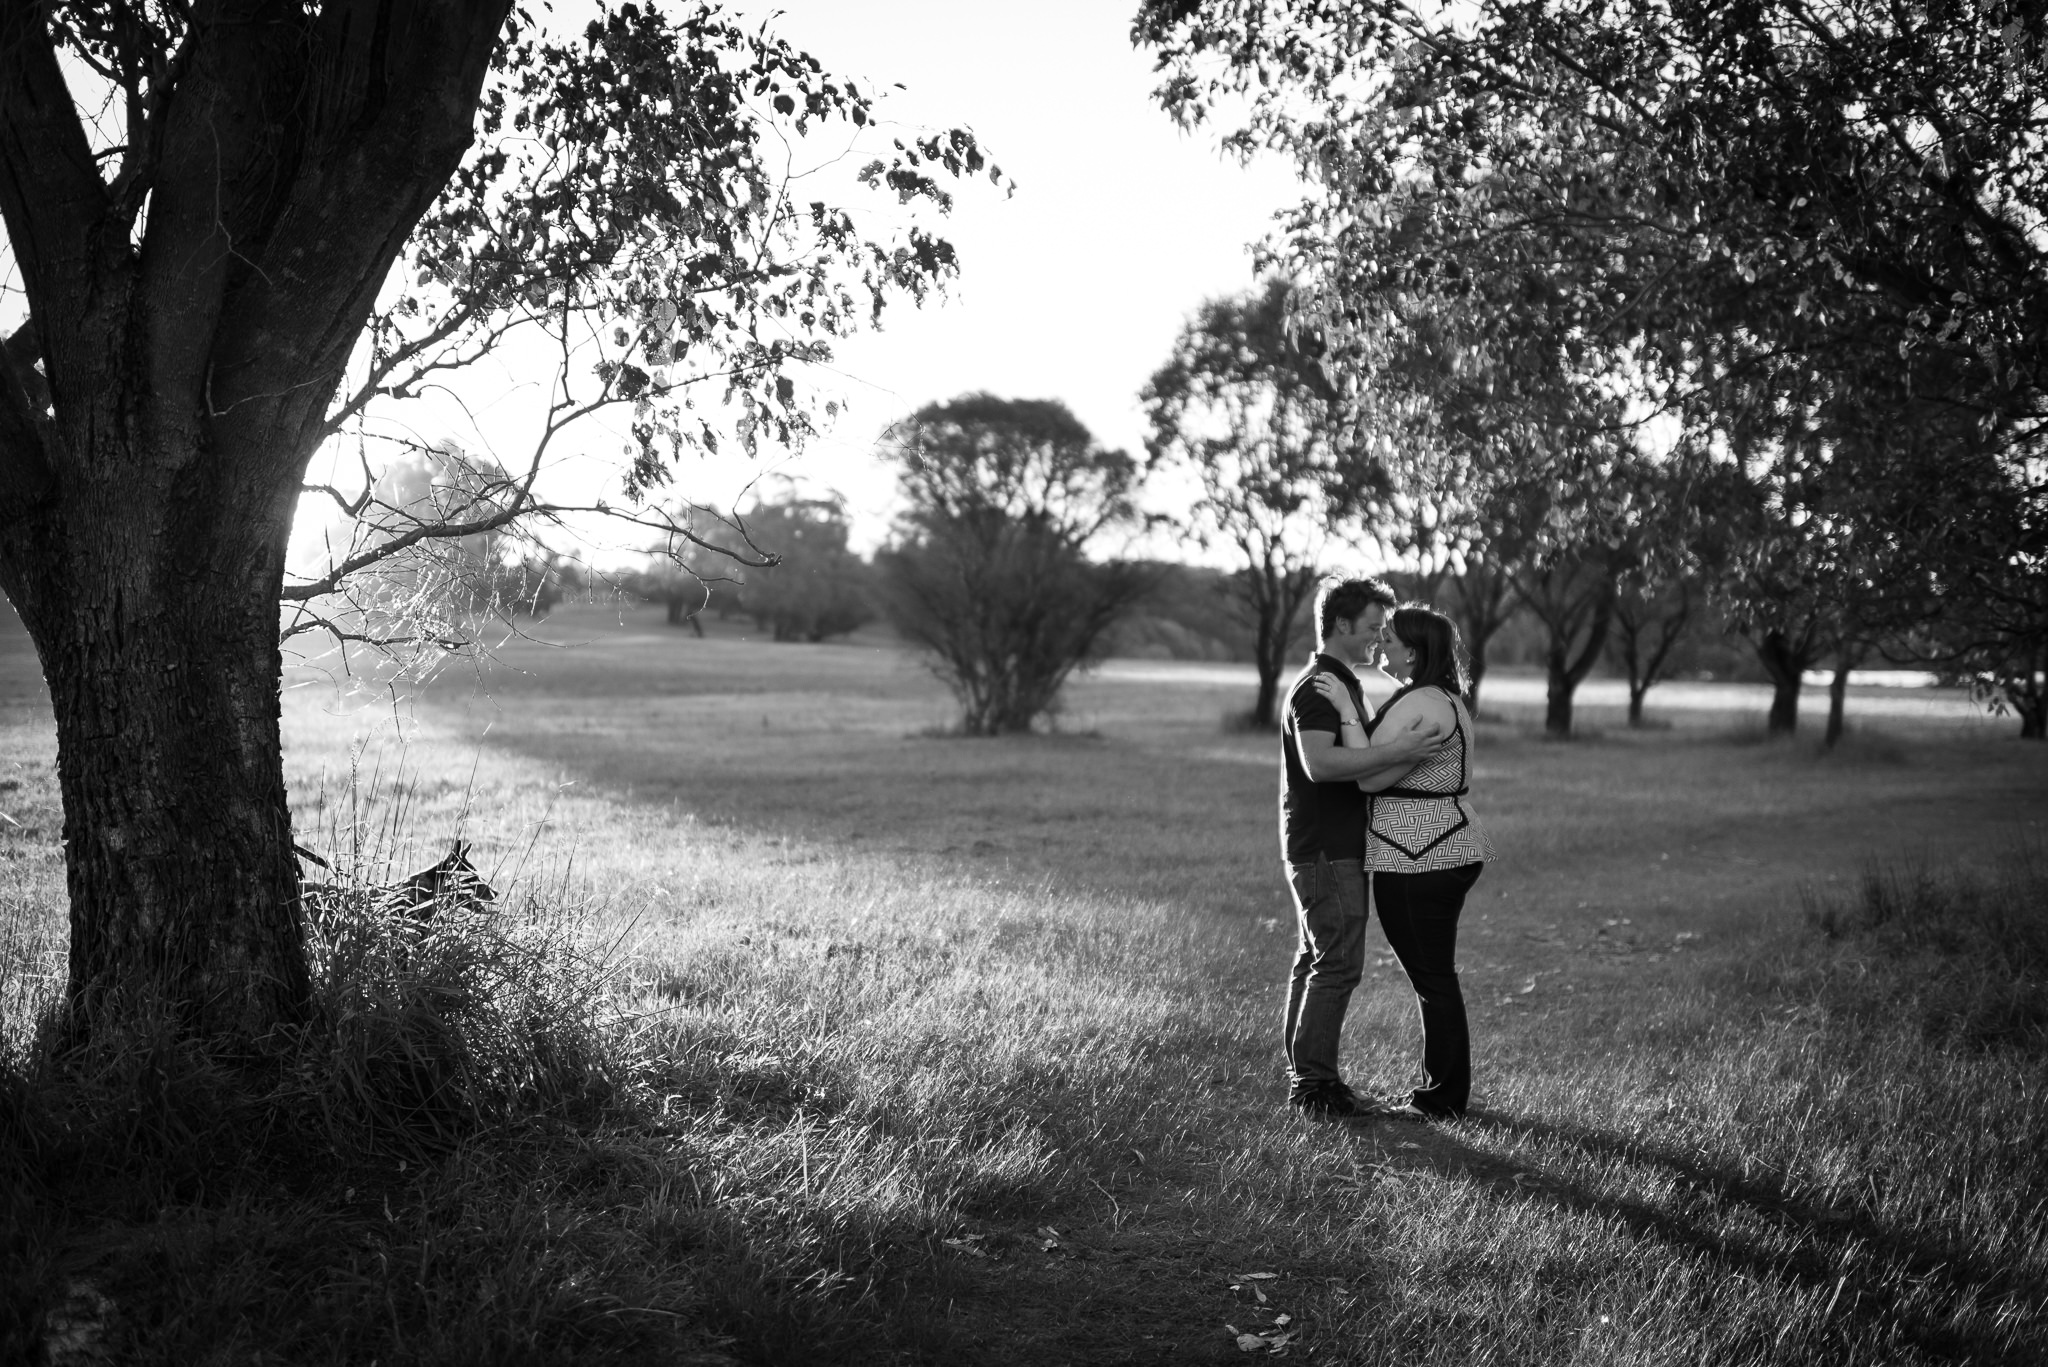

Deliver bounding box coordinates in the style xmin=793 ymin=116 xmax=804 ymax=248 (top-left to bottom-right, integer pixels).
xmin=1135 ymin=0 xmax=2048 ymax=730
xmin=887 ymin=393 xmax=1143 ymax=547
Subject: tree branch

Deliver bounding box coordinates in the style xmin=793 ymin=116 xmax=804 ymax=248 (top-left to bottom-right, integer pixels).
xmin=0 ymin=2 xmax=113 ymax=328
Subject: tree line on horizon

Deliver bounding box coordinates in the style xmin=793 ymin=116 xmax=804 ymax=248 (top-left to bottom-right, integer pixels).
xmin=605 ymin=376 xmax=1779 ymax=741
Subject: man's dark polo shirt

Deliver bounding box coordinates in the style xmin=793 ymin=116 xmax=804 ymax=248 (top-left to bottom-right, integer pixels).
xmin=1280 ymin=652 xmax=1371 ymax=864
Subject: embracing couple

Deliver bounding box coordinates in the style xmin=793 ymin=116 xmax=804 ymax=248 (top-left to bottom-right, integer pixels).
xmin=1280 ymin=576 xmax=1496 ymax=1122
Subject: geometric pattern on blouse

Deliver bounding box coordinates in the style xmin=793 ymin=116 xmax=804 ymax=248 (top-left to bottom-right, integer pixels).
xmin=1369 ymin=793 xmax=1472 ymax=859
xmin=1368 ymin=686 xmax=1474 ymax=859
xmin=1383 ymin=735 xmax=1465 ymax=796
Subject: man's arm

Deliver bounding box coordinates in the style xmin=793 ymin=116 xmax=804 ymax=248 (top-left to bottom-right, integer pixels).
xmin=1297 ymin=717 xmax=1444 ymax=784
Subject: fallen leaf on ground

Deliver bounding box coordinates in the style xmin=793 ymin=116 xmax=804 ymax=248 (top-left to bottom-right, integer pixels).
xmin=1228 ymin=1321 xmax=1299 ymax=1354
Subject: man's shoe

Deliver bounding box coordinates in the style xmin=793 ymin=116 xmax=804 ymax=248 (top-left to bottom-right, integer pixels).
xmin=1289 ymin=1084 xmax=1379 ymax=1121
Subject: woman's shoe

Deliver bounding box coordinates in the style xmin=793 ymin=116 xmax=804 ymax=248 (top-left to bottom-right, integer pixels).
xmin=1289 ymin=1082 xmax=1380 ymax=1120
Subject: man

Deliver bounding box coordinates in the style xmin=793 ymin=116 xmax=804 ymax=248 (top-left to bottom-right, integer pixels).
xmin=1280 ymin=576 xmax=1446 ymax=1119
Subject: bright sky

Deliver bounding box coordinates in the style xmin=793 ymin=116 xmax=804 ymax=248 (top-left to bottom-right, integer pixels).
xmin=700 ymin=1 xmax=1304 ymax=551
xmin=8 ymin=4 xmax=1304 ymax=571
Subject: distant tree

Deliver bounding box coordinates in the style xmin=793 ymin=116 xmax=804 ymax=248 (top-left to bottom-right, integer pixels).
xmin=1682 ymin=338 xmax=1975 ymax=738
xmin=1142 ymin=279 xmax=1362 ymax=728
xmin=628 ymin=556 xmax=710 ymax=631
xmin=1605 ymin=462 xmax=1700 ymax=728
xmin=732 ymin=492 xmax=875 ymax=642
xmin=1517 ymin=551 xmax=1618 ymax=739
xmin=1609 ymin=575 xmax=1695 ymax=731
xmin=877 ymin=395 xmax=1153 ymax=735
xmin=1441 ymin=469 xmax=1555 ymax=720
xmin=1444 ymin=559 xmax=1519 ymax=719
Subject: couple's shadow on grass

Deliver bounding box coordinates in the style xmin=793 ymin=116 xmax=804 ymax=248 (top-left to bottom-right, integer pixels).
xmin=1343 ymin=1108 xmax=2035 ymax=1365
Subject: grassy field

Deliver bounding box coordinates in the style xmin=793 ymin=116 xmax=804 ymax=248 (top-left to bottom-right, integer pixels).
xmin=4 ymin=601 xmax=2047 ymax=1364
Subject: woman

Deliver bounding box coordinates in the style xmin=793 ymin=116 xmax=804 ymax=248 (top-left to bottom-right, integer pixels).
xmin=1315 ymin=605 xmax=1495 ymax=1119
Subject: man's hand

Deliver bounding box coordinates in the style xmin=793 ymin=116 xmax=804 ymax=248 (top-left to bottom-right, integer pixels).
xmin=1381 ymin=714 xmax=1447 ymax=763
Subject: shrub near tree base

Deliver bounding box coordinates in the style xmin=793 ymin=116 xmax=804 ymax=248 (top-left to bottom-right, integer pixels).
xmin=0 ymin=858 xmax=632 ymax=1364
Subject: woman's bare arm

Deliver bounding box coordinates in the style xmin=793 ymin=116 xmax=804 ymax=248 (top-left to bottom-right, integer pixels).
xmin=1351 ymin=689 xmax=1457 ymax=792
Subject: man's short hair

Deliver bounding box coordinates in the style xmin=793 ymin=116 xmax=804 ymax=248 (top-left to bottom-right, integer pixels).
xmin=1316 ymin=576 xmax=1397 ymax=641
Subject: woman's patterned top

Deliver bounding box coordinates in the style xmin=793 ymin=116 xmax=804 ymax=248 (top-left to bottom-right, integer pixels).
xmin=1364 ymin=683 xmax=1496 ymax=873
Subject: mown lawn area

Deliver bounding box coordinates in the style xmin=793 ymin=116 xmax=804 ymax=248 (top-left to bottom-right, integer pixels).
xmin=4 ymin=601 xmax=2045 ymax=1364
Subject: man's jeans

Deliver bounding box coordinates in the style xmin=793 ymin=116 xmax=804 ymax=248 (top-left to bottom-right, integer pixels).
xmin=1283 ymin=856 xmax=1368 ymax=1096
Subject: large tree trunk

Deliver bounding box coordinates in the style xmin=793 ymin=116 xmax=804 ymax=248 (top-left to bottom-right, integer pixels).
xmin=1 ymin=359 xmax=314 ymax=1042
xmin=0 ymin=0 xmax=513 ymax=1045
xmin=14 ymin=512 xmax=308 ymax=1040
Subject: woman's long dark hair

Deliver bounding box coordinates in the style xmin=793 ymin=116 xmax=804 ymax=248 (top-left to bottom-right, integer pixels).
xmin=1390 ymin=605 xmax=1467 ymax=697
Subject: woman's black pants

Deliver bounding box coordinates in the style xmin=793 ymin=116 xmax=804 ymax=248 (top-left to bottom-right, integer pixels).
xmin=1373 ymin=861 xmax=1484 ymax=1116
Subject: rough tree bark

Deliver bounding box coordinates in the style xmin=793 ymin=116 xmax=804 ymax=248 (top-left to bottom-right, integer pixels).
xmin=0 ymin=0 xmax=514 ymax=1041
